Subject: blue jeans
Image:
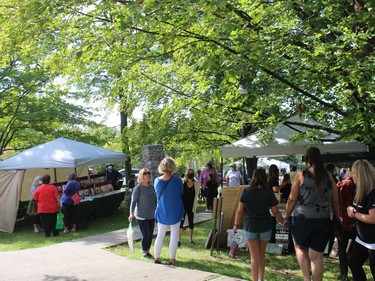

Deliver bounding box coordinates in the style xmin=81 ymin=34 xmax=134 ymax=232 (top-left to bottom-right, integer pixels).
xmin=137 ymin=219 xmax=155 ymax=253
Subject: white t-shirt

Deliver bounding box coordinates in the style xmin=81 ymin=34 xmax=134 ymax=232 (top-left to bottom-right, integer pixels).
xmin=226 ymin=170 xmax=241 ymax=186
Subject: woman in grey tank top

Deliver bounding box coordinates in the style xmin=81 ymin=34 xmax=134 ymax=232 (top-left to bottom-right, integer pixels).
xmin=285 ymin=147 xmax=339 ymax=281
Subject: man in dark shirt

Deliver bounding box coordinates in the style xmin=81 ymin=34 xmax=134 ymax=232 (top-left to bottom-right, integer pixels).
xmin=105 ymin=164 xmax=123 ymax=190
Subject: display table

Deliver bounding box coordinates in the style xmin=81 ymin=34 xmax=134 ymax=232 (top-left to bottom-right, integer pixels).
xmin=94 ymin=190 xmax=125 ymax=216
xmin=76 ymin=190 xmax=125 ymax=229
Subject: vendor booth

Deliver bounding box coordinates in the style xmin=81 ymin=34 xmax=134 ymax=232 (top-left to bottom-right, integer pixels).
xmin=221 ymin=115 xmax=369 ymax=158
xmin=0 ymin=137 xmax=128 ymax=233
xmin=215 ymin=115 xmax=371 ymax=249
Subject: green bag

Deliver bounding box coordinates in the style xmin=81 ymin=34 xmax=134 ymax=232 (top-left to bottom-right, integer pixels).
xmin=56 ymin=210 xmax=64 ymax=230
xmin=26 ymin=198 xmax=38 ymax=216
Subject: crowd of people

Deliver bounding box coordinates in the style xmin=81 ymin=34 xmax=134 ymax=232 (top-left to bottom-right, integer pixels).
xmin=27 ymin=151 xmax=374 ymax=280
xmin=231 ymin=147 xmax=375 ymax=281
xmin=27 ymin=163 xmax=124 ymax=237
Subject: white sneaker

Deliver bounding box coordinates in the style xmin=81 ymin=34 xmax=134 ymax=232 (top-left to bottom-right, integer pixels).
xmin=34 ymin=228 xmax=40 ymax=233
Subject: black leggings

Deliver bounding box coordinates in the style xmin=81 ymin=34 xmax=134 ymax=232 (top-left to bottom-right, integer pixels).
xmin=180 ymin=211 xmax=194 ymax=229
xmin=348 ymin=240 xmax=375 ymax=281
xmin=62 ymin=203 xmax=77 ymax=229
xmin=337 ymin=231 xmax=356 ymax=277
xmin=39 ymin=213 xmax=58 ymax=237
xmin=206 ymin=190 xmax=218 ymax=211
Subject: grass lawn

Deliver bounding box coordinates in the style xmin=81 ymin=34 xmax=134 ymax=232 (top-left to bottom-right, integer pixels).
xmin=0 ymin=202 xmax=129 ymax=251
xmin=1 ymin=202 xmax=372 ymax=280
xmin=108 ymin=217 xmax=344 ymax=280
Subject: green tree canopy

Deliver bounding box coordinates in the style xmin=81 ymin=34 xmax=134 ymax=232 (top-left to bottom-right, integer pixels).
xmin=0 ymin=2 xmax=116 ymax=156
xmin=2 ymin=0 xmax=374 ymax=161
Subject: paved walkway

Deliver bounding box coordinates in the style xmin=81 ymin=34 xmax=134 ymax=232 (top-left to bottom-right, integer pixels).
xmin=0 ymin=212 xmax=246 ymax=281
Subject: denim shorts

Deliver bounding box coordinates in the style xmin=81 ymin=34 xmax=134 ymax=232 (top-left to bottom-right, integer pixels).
xmin=291 ymin=216 xmax=331 ymax=252
xmin=244 ymin=229 xmax=272 ymax=241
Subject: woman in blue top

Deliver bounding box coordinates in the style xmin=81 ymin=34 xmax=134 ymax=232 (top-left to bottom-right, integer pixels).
xmin=61 ymin=172 xmax=81 ymax=233
xmin=153 ymin=157 xmax=184 ymax=265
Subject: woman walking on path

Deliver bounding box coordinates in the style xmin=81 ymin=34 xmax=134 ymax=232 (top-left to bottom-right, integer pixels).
xmin=128 ymin=168 xmax=156 ymax=259
xmin=153 ymin=157 xmax=185 ymax=265
xmin=233 ymin=167 xmax=285 ymax=281
xmin=206 ymin=172 xmax=219 ymax=212
xmin=347 ymin=159 xmax=375 ymax=281
xmin=179 ymin=168 xmax=200 ymax=245
xmin=285 ymin=147 xmax=339 ymax=281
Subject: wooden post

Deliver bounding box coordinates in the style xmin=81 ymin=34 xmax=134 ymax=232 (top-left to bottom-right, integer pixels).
xmin=210 ymin=197 xmax=219 ymax=256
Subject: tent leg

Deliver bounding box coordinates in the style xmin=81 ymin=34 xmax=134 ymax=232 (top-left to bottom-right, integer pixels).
xmin=54 ymin=168 xmax=57 ymax=183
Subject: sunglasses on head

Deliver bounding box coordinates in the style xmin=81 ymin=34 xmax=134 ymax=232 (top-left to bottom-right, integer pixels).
xmin=144 ymin=172 xmax=151 ymax=175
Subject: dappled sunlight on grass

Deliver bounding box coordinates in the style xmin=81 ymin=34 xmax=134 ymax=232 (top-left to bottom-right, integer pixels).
xmin=108 ymin=203 xmax=372 ymax=280
xmin=1 ymin=202 xmax=372 ymax=280
xmin=0 ymin=203 xmax=128 ymax=251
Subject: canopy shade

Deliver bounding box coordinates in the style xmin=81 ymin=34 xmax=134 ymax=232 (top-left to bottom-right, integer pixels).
xmin=0 ymin=137 xmax=127 ymax=233
xmin=0 ymin=137 xmax=127 ymax=170
xmin=221 ymin=116 xmax=369 ymax=158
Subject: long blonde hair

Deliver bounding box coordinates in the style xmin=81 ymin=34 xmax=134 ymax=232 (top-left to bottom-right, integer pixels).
xmin=352 ymin=159 xmax=375 ymax=204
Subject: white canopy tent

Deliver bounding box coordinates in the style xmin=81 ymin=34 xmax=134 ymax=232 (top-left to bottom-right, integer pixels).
xmin=257 ymin=158 xmax=290 ymax=172
xmin=223 ymin=158 xmax=290 ymax=173
xmin=0 ymin=137 xmax=128 ymax=233
xmin=221 ymin=116 xmax=369 ymax=158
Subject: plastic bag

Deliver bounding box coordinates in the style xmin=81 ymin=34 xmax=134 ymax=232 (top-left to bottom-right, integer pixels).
xmin=228 ymin=240 xmax=238 ymax=258
xmin=228 ymin=232 xmax=240 ymax=258
xmin=127 ymin=221 xmax=134 ymax=252
xmin=56 ymin=210 xmax=64 ymax=230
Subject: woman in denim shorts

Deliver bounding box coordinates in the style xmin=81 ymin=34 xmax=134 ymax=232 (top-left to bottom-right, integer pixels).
xmin=233 ymin=168 xmax=285 ymax=281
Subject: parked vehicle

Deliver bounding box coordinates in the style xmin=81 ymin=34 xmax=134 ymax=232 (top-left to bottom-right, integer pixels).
xmin=118 ymin=168 xmax=140 ymax=187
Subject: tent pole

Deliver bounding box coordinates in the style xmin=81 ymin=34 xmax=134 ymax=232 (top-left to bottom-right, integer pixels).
xmin=242 ymin=157 xmax=246 ymax=184
xmin=220 ymin=157 xmax=223 ymax=188
xmin=87 ymin=167 xmax=92 ymax=184
xmin=53 ymin=168 xmax=57 ymax=183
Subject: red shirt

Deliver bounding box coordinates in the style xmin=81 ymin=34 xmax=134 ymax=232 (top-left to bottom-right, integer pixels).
xmin=34 ymin=184 xmax=60 ymax=213
xmin=337 ymin=176 xmax=356 ymax=232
